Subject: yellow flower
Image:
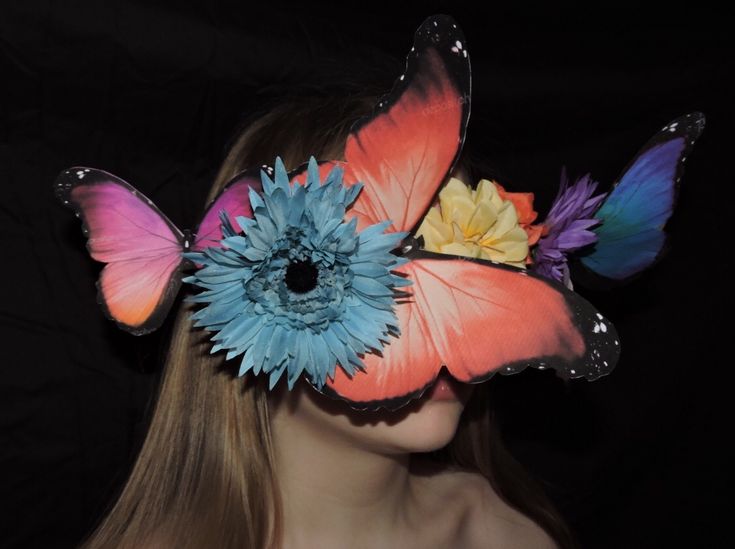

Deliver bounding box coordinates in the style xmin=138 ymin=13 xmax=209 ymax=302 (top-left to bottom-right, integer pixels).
xmin=415 ymin=177 xmax=530 ymax=268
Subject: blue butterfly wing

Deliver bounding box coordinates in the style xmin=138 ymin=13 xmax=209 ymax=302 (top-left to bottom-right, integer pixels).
xmin=575 ymin=112 xmax=705 ymax=283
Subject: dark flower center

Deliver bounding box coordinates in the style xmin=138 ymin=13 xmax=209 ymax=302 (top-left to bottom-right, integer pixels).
xmin=285 ymin=259 xmax=319 ymax=294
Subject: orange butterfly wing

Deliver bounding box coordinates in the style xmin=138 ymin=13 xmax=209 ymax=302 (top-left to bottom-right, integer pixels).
xmin=343 ymin=17 xmax=470 ymax=233
xmin=289 ymin=159 xmax=347 ymax=187
xmin=322 ymin=256 xmax=619 ymax=410
xmin=306 ymin=16 xmax=621 ymax=411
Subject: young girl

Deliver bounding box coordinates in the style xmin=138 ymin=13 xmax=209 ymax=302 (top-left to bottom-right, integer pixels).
xmin=75 ymin=91 xmax=577 ymax=549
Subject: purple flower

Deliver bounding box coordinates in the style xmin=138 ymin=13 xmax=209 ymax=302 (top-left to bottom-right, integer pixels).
xmin=531 ymin=167 xmax=608 ymax=290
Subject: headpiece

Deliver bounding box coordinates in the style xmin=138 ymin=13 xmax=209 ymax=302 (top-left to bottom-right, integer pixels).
xmin=54 ymin=14 xmax=705 ymax=411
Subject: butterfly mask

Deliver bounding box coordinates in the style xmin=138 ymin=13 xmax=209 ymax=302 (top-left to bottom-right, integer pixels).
xmin=54 ymin=14 xmax=704 ymax=412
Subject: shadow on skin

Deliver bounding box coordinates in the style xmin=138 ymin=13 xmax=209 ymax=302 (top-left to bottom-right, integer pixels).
xmin=267 ymin=367 xmax=474 ymax=428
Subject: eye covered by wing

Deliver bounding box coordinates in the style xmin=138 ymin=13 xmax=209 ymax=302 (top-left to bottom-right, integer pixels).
xmin=301 ymin=14 xmax=623 ymax=411
xmin=55 ymin=166 xmax=262 ymax=334
xmin=572 ymin=112 xmax=706 ymax=288
xmin=320 ymin=249 xmax=620 ymax=411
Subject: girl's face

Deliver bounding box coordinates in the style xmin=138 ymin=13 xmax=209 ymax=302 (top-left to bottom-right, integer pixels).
xmin=268 ymin=164 xmax=477 ymax=456
xmin=268 ymin=371 xmax=475 ymax=456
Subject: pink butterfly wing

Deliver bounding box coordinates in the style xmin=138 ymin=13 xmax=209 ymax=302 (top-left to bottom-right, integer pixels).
xmin=55 ymin=167 xmax=185 ymax=334
xmin=322 ymin=256 xmax=619 ymax=411
xmin=192 ymin=161 xmax=341 ymax=254
xmin=193 ymin=170 xmax=264 ymax=252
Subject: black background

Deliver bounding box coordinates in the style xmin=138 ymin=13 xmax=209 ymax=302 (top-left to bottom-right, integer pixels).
xmin=1 ymin=2 xmax=731 ymax=548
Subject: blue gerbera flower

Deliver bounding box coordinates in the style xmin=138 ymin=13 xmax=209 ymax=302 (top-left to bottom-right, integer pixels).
xmin=182 ymin=156 xmax=411 ymax=391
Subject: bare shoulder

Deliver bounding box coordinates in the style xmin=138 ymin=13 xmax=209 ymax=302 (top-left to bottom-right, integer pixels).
xmin=411 ymin=464 xmax=558 ymax=549
xmin=457 ymin=470 xmax=559 ymax=549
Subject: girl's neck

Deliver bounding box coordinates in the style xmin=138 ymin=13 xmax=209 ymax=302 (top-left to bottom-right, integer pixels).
xmin=271 ymin=408 xmax=421 ymax=547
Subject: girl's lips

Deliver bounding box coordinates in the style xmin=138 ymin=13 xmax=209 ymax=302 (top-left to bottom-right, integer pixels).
xmin=425 ymin=372 xmax=473 ymax=402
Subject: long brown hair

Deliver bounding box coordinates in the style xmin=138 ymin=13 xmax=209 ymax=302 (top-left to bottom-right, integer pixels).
xmin=78 ymin=92 xmax=581 ymax=549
